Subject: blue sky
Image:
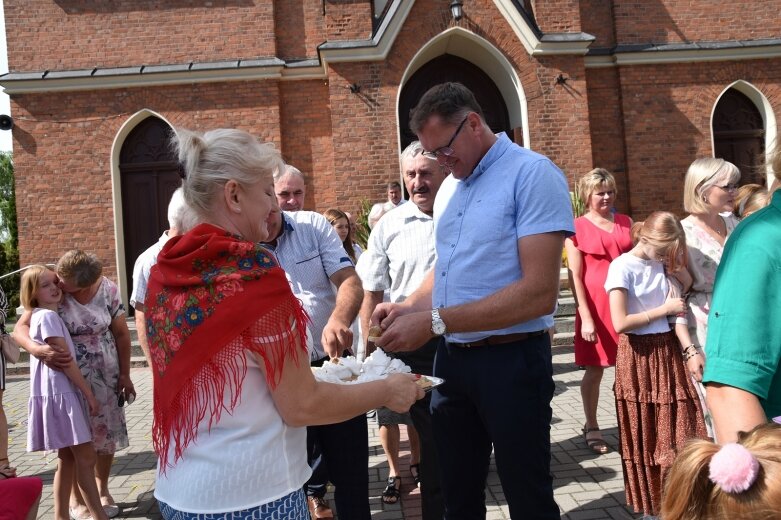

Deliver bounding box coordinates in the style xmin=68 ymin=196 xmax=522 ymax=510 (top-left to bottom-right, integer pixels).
xmin=0 ymin=0 xmax=13 ymax=153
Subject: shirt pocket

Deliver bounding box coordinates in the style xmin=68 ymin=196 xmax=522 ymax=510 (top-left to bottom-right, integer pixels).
xmin=291 ymin=250 xmax=329 ymax=292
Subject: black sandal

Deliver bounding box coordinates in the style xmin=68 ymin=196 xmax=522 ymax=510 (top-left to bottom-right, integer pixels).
xmin=410 ymin=463 xmax=420 ymax=487
xmin=381 ymin=475 xmax=401 ymax=504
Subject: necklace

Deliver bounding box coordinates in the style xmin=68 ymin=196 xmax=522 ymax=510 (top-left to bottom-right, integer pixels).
xmin=696 ymin=215 xmax=725 ymax=237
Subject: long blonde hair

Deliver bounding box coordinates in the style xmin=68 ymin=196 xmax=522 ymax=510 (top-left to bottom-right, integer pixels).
xmin=631 ymin=211 xmax=687 ymax=272
xmin=20 ymin=265 xmax=55 ymax=310
xmin=661 ymin=422 xmax=781 ymax=520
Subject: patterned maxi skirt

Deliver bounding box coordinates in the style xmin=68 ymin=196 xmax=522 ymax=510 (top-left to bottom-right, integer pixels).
xmin=614 ymin=330 xmax=707 ymax=516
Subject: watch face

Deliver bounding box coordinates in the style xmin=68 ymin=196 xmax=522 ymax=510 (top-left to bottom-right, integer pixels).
xmin=431 ymin=311 xmax=446 ymax=335
xmin=432 ymin=321 xmax=446 ymax=335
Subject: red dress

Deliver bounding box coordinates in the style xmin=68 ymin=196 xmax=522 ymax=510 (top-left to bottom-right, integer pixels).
xmin=571 ymin=213 xmax=633 ymax=366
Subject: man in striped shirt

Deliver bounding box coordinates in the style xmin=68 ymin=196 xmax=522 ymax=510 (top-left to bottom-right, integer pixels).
xmin=357 ymin=141 xmax=448 ymax=519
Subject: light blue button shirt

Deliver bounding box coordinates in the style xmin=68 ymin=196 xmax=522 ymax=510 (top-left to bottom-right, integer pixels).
xmin=432 ymin=133 xmax=574 ymax=342
xmin=263 ymin=211 xmax=355 ymax=359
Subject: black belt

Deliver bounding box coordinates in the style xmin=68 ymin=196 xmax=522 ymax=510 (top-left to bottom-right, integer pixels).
xmin=450 ymin=330 xmax=547 ymax=348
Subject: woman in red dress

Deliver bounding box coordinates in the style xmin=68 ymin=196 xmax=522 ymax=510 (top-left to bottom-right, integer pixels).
xmin=565 ymin=169 xmax=633 ymax=454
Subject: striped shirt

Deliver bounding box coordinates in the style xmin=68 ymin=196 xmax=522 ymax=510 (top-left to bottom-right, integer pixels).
xmin=356 ymin=201 xmax=436 ymax=303
xmin=264 ymin=211 xmax=355 ymax=360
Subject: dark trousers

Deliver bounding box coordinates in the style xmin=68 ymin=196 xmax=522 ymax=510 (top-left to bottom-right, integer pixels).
xmin=395 ymin=339 xmax=444 ymax=520
xmin=431 ymin=334 xmax=559 ymax=519
xmin=305 ymin=415 xmax=370 ymax=519
xmin=306 ymin=355 xmax=370 ymax=519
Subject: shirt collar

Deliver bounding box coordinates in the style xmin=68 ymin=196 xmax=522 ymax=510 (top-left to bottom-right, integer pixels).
xmin=280 ymin=212 xmax=295 ymax=235
xmin=467 ymin=132 xmax=511 ymax=183
xmin=399 ymin=200 xmax=433 ymax=222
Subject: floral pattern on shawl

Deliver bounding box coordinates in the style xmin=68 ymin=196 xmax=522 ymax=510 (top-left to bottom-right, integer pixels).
xmin=146 ymin=239 xmax=278 ymax=375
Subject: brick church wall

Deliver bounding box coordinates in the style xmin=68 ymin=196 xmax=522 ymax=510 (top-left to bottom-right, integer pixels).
xmin=12 ymin=81 xmax=282 ymax=274
xmin=4 ymin=0 xmax=278 ymax=71
xmin=611 ymin=1 xmax=781 ymax=44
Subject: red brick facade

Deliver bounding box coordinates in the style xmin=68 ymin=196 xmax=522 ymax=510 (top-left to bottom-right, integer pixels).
xmin=3 ymin=0 xmax=781 ymax=297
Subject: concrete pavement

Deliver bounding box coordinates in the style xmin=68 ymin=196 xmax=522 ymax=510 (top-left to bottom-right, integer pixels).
xmin=3 ymin=342 xmax=635 ymax=519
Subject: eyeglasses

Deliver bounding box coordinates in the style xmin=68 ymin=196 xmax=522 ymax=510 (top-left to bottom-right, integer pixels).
xmin=422 ymin=116 xmax=469 ymax=162
xmin=716 ymin=183 xmax=739 ymax=192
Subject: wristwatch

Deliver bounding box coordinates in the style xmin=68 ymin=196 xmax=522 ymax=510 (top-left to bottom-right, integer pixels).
xmin=431 ymin=308 xmax=447 ymax=336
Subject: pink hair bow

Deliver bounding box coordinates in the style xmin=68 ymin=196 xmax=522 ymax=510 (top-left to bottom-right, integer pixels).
xmin=708 ymin=443 xmax=760 ymax=494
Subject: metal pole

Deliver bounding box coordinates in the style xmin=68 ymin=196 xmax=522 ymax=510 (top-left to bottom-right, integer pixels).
xmin=0 ymin=264 xmax=57 ymax=280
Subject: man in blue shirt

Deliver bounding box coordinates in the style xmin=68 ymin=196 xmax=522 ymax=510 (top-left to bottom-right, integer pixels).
xmin=264 ymin=209 xmax=366 ymax=519
xmin=373 ymin=82 xmax=573 ymax=519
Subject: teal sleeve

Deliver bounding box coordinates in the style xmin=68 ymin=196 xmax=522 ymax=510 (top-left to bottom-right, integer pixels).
xmin=703 ymin=234 xmax=781 ymax=402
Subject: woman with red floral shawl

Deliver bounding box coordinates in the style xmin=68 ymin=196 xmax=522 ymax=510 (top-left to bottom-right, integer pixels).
xmin=148 ymin=128 xmax=422 ymax=519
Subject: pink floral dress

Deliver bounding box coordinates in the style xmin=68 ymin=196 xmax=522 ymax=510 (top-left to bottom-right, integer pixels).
xmin=681 ymin=213 xmax=739 ymax=436
xmin=58 ymin=277 xmax=129 ymax=455
xmin=681 ymin=214 xmax=739 ymax=350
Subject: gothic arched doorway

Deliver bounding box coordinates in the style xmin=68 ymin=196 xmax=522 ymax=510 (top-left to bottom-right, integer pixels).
xmin=119 ymin=117 xmax=179 ymax=314
xmin=398 ymin=54 xmax=512 ymax=152
xmin=713 ymin=88 xmax=766 ymax=186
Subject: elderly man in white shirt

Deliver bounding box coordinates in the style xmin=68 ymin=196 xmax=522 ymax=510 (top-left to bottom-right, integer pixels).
xmin=357 ymin=141 xmax=448 ymax=518
xmin=130 ymin=188 xmax=195 ymax=367
xmin=263 ymin=207 xmax=365 ymax=519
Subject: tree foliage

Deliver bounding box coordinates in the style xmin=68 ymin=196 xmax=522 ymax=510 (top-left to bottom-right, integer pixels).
xmin=0 ymin=152 xmax=20 ymax=311
xmin=353 ymin=199 xmax=372 ymax=250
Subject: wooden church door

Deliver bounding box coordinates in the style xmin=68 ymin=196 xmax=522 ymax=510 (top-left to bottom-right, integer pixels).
xmin=713 ymin=89 xmax=766 ymax=186
xmin=119 ymin=117 xmax=179 ymax=314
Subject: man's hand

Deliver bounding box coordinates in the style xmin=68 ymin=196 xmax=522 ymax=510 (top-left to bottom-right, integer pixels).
xmin=375 ymin=309 xmax=434 ymax=353
xmin=321 ymin=317 xmax=354 ymax=358
xmin=34 ymin=342 xmax=72 ymax=370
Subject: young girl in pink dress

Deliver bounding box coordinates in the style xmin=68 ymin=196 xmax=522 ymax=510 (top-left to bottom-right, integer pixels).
xmin=21 ymin=265 xmax=108 ymax=520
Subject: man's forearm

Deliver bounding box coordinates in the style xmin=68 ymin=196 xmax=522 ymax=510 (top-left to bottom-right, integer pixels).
xmin=331 ymin=273 xmax=363 ymax=326
xmin=439 ymin=278 xmax=558 ymax=333
xmin=135 ymin=310 xmax=153 ymax=368
xmin=706 ymin=383 xmax=768 ymax=443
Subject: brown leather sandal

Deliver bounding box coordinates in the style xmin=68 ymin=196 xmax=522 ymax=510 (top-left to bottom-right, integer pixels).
xmin=583 ymin=426 xmax=610 ymax=454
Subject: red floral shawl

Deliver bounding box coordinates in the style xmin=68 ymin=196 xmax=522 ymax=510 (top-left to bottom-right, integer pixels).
xmin=145 ymin=223 xmax=309 ymax=470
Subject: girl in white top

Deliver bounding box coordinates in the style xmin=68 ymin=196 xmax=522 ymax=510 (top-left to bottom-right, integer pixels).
xmin=604 ymin=211 xmax=708 ymax=518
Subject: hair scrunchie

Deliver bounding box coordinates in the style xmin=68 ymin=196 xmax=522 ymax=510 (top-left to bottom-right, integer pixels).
xmin=708 ymin=443 xmax=760 ymax=494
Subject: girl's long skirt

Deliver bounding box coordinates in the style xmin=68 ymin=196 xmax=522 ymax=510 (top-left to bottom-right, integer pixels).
xmin=614 ymin=330 xmax=707 ymax=515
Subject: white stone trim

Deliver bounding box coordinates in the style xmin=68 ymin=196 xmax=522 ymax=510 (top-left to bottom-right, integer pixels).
xmin=585 ymin=43 xmax=781 ymax=68
xmin=398 ymin=27 xmax=530 ymax=147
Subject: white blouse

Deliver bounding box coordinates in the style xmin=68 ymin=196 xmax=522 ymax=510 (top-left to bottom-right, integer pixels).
xmin=154 ymin=352 xmax=310 ymax=513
